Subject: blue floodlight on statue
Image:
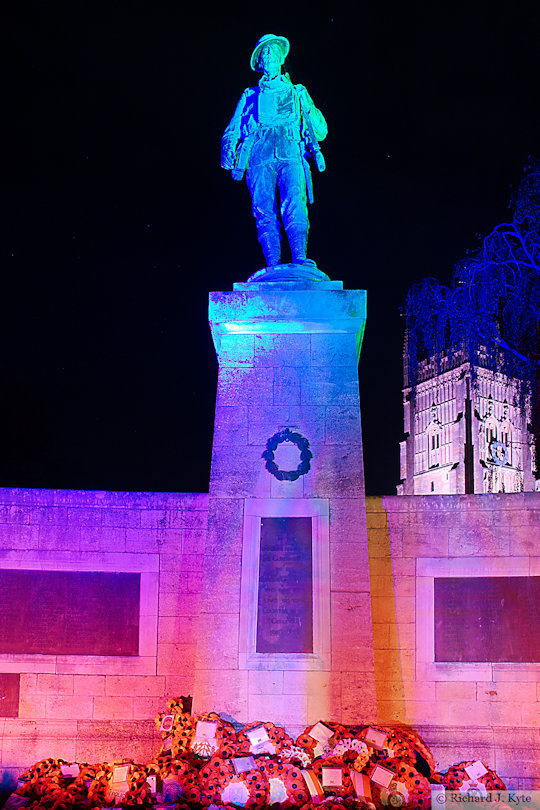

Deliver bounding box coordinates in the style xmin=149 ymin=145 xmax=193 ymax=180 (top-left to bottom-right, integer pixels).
xmin=221 ymin=34 xmax=330 ymax=283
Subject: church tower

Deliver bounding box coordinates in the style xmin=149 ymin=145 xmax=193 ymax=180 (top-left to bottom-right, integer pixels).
xmin=398 ymin=341 xmax=537 ymax=495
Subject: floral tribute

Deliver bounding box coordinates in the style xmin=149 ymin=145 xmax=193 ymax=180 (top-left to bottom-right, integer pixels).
xmin=6 ymin=697 xmax=509 ymax=809
xmin=262 ymin=429 xmax=313 ymax=481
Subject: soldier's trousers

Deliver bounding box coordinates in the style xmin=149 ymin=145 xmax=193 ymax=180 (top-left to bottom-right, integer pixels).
xmin=246 ymin=157 xmax=309 ymax=244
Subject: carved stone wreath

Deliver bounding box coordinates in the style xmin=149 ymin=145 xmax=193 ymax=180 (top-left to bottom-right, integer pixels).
xmin=262 ymin=428 xmax=313 ymax=481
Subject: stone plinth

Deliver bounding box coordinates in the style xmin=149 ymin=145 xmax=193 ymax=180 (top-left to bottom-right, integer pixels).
xmin=194 ymin=282 xmax=375 ymax=735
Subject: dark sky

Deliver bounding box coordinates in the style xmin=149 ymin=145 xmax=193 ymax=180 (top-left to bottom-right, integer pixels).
xmin=4 ymin=3 xmax=539 ymax=495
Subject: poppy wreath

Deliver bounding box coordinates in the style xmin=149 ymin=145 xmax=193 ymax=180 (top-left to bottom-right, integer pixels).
xmin=371 ymin=759 xmax=432 ymax=809
xmin=442 ymin=762 xmax=506 ymax=792
xmin=262 ymin=428 xmax=313 ymax=481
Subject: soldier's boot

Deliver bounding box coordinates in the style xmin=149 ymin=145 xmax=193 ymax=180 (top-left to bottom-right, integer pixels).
xmin=259 ymin=231 xmax=281 ymax=267
xmin=288 ymin=228 xmax=311 ymax=266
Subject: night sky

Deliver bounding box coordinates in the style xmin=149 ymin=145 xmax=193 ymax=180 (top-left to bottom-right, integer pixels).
xmin=4 ymin=4 xmax=539 ymax=496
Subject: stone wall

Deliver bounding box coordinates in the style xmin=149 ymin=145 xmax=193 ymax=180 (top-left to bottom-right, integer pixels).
xmin=0 ymin=487 xmax=208 ymax=789
xmin=0 ymin=487 xmax=539 ymax=792
xmin=367 ymin=493 xmax=540 ymax=790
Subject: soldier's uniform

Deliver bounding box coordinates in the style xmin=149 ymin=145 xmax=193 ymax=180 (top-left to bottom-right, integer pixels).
xmin=221 ymin=36 xmax=327 ymax=267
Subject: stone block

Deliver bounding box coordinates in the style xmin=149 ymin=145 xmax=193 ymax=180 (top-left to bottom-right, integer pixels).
xmin=18 ymin=694 xmax=47 ymax=718
xmin=193 ymin=669 xmax=249 ymax=721
xmin=404 ymin=527 xmax=451 ymax=557
xmin=330 ymin=499 xmax=369 ymax=546
xmin=194 ymin=615 xmax=239 ymax=670
xmin=341 ymin=672 xmax=378 ymax=723
xmin=476 ymin=681 xmax=537 ymax=702
xmin=310 ymin=333 xmax=357 ymax=367
xmin=205 ymin=498 xmax=243 ymax=556
xmin=370 ymin=595 xmax=399 ymax=624
xmin=376 ymin=699 xmax=409 ymax=725
xmin=367 ymin=527 xmax=400 ymax=558
xmin=219 ymin=334 xmax=255 ymax=366
xmin=254 ymin=334 xmax=311 ymax=367
xmin=75 ymin=720 xmax=157 ymax=764
xmin=132 ymin=695 xmax=169 ymax=720
xmin=448 ymin=525 xmax=510 ymax=556
xmin=416 ymin=661 xmax=493 ymax=682
xmin=157 ymin=642 xmax=197 ymax=675
xmin=105 ymin=675 xmax=166 ymax=697
xmin=248 ymin=692 xmax=308 ymax=731
xmin=158 ymin=615 xmax=198 ymax=646
xmin=0 ymin=525 xmax=38 ymax=550
xmin=247 ymin=405 xmax=325 ymax=445
xmin=78 ymin=527 xmax=127 ymax=552
xmin=300 ymin=367 xmax=360 ymax=407
xmin=165 ymin=674 xmax=194 ymax=696
xmin=509 ymin=525 xmax=540 ymax=555
xmin=92 ymin=696 xmax=133 ymax=720
xmin=213 ymin=406 xmax=248 ymax=445
xmin=2 ymin=720 xmax=78 ymax=766
xmin=435 ymin=681 xmax=477 ymax=701
xmin=158 ymin=589 xmax=200 ymax=617
xmin=324 ymin=406 xmax=362 ymax=445
xmin=372 ymin=623 xmax=390 ymax=649
xmin=366 ymin=510 xmax=389 ymax=529
xmin=209 ymin=445 xmax=271 ymax=498
xmin=38 ymin=526 xmax=81 ymax=551
xmin=73 ymin=675 xmax=106 ymax=696
xmin=283 ymin=670 xmax=341 ymax=697
xmin=388 ymin=622 xmax=415 ymax=651
xmin=66 ymin=508 xmax=102 ymax=527
xmin=307 ymin=688 xmax=344 ymax=725
xmin=0 ymin=505 xmax=30 ymax=524
xmin=303 ymin=444 xmax=365 ymax=499
xmin=374 ymin=650 xmax=415 ymax=681
xmin=404 ymin=699 xmax=449 ymax=726
xmin=491 ymin=664 xmax=540 ymax=682
xmin=331 ymin=592 xmax=375 ymax=672
xmin=273 ymin=367 xmax=301 ymax=405
xmin=36 ymin=674 xmax=74 ymax=695
xmin=28 ymin=507 xmax=68 ymax=526
xmin=216 ymin=366 xmax=273 ymax=406
xmin=199 ymin=555 xmax=241 ymax=613
xmin=169 ymin=509 xmax=208 ymax=529
xmin=330 ymin=545 xmax=371 ymax=592
xmin=46 ymin=695 xmax=94 ymax=720
xmin=248 ymin=670 xmax=284 ymax=694
xmin=270 ymin=472 xmax=305 ymax=498
xmin=102 ymin=508 xmax=141 ymax=528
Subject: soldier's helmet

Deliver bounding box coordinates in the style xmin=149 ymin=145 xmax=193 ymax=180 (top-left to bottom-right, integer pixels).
xmin=250 ymin=34 xmax=290 ymax=71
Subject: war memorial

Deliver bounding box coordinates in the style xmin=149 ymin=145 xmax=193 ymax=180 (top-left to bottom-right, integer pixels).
xmin=0 ymin=34 xmax=538 ymax=808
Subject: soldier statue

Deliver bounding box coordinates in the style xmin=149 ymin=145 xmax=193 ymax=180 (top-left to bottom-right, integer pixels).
xmin=221 ymin=34 xmax=327 ymax=269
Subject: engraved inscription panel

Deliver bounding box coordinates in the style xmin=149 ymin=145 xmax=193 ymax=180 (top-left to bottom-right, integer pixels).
xmin=0 ymin=571 xmax=140 ymax=656
xmin=256 ymin=517 xmax=313 ymax=654
xmin=435 ymin=576 xmax=540 ymax=663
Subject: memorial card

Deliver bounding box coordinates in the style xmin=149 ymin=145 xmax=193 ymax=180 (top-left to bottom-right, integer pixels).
xmin=371 ymin=765 xmax=395 ymax=789
xmin=160 ymin=715 xmax=175 ymax=733
xmin=309 ymin=721 xmax=334 ymax=744
xmin=232 ymin=757 xmax=256 ymax=775
xmin=60 ymin=764 xmax=80 ymax=779
xmin=364 ymin=727 xmax=388 ymax=749
xmin=194 ymin=719 xmax=218 ymax=744
xmin=321 ymin=767 xmax=343 ymax=788
xmin=246 ymin=724 xmax=270 ymax=747
xmin=465 ymin=761 xmax=488 ymax=781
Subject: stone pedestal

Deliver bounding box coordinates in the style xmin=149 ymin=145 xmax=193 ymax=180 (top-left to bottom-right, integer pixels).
xmin=193 ymin=277 xmax=375 ymax=736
